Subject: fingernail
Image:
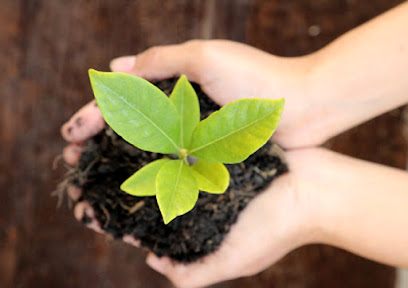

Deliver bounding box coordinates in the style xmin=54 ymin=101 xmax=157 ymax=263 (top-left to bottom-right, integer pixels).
xmin=110 ymin=56 xmax=135 ymax=72
xmin=146 ymin=254 xmax=166 ymax=275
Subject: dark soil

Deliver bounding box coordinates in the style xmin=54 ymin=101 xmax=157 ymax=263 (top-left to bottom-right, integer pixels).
xmin=66 ymin=79 xmax=288 ymax=262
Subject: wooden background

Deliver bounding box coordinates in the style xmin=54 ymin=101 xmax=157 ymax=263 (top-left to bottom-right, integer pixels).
xmin=1 ymin=0 xmax=406 ymax=287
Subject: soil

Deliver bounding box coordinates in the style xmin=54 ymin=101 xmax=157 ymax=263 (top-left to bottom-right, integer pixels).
xmin=65 ymin=79 xmax=288 ymax=263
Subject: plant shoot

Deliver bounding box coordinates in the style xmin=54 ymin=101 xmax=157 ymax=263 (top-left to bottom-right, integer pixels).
xmin=89 ymin=69 xmax=284 ymax=224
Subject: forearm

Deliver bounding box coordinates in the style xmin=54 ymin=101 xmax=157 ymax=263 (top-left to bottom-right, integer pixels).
xmin=308 ymin=2 xmax=408 ymax=141
xmin=306 ymin=149 xmax=408 ymax=267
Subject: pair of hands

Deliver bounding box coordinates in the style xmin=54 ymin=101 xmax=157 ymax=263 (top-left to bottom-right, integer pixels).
xmin=61 ymin=40 xmax=351 ymax=287
xmin=63 ymin=3 xmax=408 ymax=286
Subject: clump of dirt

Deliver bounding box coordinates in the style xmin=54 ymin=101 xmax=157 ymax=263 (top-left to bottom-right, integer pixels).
xmin=64 ymin=79 xmax=288 ymax=262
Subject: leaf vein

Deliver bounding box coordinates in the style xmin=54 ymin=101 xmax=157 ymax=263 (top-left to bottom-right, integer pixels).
xmin=100 ymin=82 xmax=180 ymax=151
xmin=190 ymin=109 xmax=276 ymax=154
xmin=167 ymin=160 xmax=184 ymax=214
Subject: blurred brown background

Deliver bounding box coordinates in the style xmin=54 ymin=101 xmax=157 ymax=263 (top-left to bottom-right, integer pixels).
xmin=1 ymin=0 xmax=406 ymax=287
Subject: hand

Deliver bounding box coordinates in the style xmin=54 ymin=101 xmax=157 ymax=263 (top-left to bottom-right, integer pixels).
xmin=108 ymin=40 xmax=325 ymax=149
xmin=62 ymin=7 xmax=408 ymax=284
xmin=61 ymin=102 xmax=321 ymax=287
xmin=62 ymin=101 xmax=408 ymax=286
xmin=60 ymin=39 xmax=316 ymax=234
xmin=60 ymin=41 xmax=322 ymax=287
xmin=68 ymin=41 xmax=408 ymax=287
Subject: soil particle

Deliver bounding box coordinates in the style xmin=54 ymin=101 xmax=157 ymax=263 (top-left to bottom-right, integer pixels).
xmin=75 ymin=116 xmax=83 ymax=127
xmin=65 ymin=79 xmax=288 ymax=262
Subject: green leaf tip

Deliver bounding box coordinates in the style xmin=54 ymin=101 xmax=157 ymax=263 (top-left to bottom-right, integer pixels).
xmin=88 ymin=68 xmax=97 ymax=76
xmin=191 ymin=161 xmax=230 ymax=193
xmin=120 ymin=159 xmax=170 ymax=196
xmin=169 ymin=74 xmax=200 ymax=148
xmin=156 ymin=160 xmax=199 ymax=224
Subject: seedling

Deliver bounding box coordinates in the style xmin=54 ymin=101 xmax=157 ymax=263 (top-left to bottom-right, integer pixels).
xmin=89 ymin=70 xmax=285 ymax=224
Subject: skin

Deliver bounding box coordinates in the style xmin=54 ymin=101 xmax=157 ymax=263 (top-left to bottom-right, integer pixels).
xmin=61 ymin=2 xmax=408 ymax=287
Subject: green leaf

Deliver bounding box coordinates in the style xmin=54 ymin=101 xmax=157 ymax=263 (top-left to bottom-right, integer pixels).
xmin=169 ymin=75 xmax=200 ymax=148
xmin=156 ymin=160 xmax=198 ymax=224
xmin=89 ymin=69 xmax=180 ymax=154
xmin=120 ymin=159 xmax=170 ymax=196
xmin=189 ymin=98 xmax=285 ymax=163
xmin=191 ymin=161 xmax=230 ymax=194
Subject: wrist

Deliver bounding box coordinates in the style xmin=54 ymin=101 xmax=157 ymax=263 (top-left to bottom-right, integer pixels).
xmin=289 ymin=175 xmax=325 ymax=247
xmin=264 ymin=52 xmax=332 ymax=148
xmin=294 ymin=51 xmax=337 ymax=145
xmin=265 ymin=171 xmax=322 ymax=250
xmin=281 ymin=148 xmax=336 ymax=247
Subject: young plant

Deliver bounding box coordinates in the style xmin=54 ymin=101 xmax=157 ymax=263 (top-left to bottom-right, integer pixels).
xmin=89 ymin=69 xmax=285 ymax=224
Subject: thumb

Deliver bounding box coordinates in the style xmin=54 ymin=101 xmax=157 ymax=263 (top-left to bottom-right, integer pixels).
xmin=110 ymin=41 xmax=207 ymax=82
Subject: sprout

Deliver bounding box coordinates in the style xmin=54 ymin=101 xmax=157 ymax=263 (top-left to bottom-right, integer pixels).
xmin=89 ymin=70 xmax=284 ymax=224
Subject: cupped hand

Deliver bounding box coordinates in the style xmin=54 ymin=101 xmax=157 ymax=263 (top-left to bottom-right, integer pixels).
xmin=61 ymin=102 xmax=328 ymax=287
xmin=108 ymin=40 xmax=325 ymax=149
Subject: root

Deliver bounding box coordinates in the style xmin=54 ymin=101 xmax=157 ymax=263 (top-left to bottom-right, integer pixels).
xmin=52 ymin=155 xmax=86 ymax=209
xmin=52 ymin=154 xmax=64 ymax=170
xmin=253 ymin=166 xmax=277 ymax=179
xmin=99 ymin=204 xmax=111 ymax=228
xmin=74 ymin=156 xmax=100 ymax=186
xmin=118 ymin=200 xmax=145 ymax=214
xmin=51 ymin=178 xmax=73 ymax=209
xmin=129 ymin=201 xmax=145 ymax=214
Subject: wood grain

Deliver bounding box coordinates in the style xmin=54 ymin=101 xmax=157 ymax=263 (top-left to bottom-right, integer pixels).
xmin=0 ymin=0 xmax=405 ymax=287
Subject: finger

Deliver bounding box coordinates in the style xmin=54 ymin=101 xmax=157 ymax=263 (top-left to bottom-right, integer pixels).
xmin=62 ymin=143 xmax=84 ymax=166
xmin=66 ymin=184 xmax=82 ymax=202
xmin=110 ymin=41 xmax=207 ymax=83
xmin=146 ymin=254 xmax=173 ymax=277
xmin=74 ymin=201 xmax=105 ymax=234
xmin=145 ymin=252 xmax=229 ymax=288
xmin=61 ymin=100 xmax=105 ymax=143
xmin=122 ymin=235 xmax=141 ymax=248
